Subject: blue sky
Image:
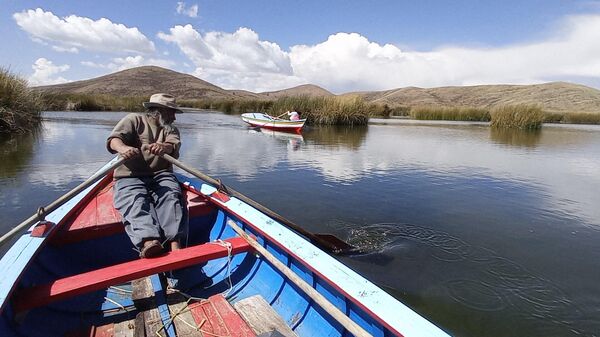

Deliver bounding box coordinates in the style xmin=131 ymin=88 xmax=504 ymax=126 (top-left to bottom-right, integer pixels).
xmin=2 ymin=0 xmax=600 ymax=93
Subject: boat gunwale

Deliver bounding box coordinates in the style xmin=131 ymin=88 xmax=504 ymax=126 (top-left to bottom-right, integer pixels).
xmin=181 ymin=179 xmax=451 ymax=337
xmin=0 ymin=158 xmax=121 ymax=314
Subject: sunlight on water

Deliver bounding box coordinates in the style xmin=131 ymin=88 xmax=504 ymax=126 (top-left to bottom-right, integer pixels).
xmin=1 ymin=111 xmax=600 ymax=336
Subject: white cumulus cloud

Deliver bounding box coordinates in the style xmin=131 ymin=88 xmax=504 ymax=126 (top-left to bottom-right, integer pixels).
xmin=176 ymin=2 xmax=198 ymax=18
xmin=52 ymin=45 xmax=79 ymax=53
xmin=158 ymin=14 xmax=600 ymax=93
xmin=29 ymin=58 xmax=70 ymax=86
xmin=13 ymin=8 xmax=155 ymax=54
xmin=81 ymin=55 xmax=174 ymax=71
xmin=290 ymin=15 xmax=600 ymax=92
xmin=158 ymin=25 xmax=305 ymax=91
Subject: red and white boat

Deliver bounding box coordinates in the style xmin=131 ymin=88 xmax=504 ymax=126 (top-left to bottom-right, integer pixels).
xmin=241 ymin=113 xmax=306 ymax=133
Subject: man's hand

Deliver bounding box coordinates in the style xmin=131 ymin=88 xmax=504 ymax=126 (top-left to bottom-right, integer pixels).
xmin=109 ymin=138 xmax=140 ymax=159
xmin=118 ymin=146 xmax=140 ymax=159
xmin=147 ymin=142 xmax=173 ymax=156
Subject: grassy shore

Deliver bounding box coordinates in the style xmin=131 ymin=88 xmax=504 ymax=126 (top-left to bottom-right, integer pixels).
xmin=37 ymin=92 xmax=600 ymax=126
xmin=410 ymin=106 xmax=490 ymax=121
xmin=40 ymin=93 xmax=146 ymax=112
xmin=0 ymin=68 xmax=43 ymax=135
xmin=162 ymin=96 xmax=374 ymax=125
xmin=41 ymin=94 xmax=373 ymax=125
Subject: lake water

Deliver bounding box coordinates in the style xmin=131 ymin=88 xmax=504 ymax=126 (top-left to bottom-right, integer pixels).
xmin=1 ymin=111 xmax=599 ymax=337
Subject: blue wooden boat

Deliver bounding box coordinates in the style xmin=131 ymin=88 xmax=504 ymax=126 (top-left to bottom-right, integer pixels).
xmin=0 ymin=157 xmax=451 ymax=337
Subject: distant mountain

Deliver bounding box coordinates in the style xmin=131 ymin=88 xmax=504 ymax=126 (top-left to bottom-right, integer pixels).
xmin=342 ymin=82 xmax=600 ymax=113
xmin=259 ymin=84 xmax=333 ymax=98
xmin=34 ymin=66 xmax=332 ymax=100
xmin=34 ymin=66 xmax=241 ymax=100
xmin=34 ymin=66 xmax=600 ymax=113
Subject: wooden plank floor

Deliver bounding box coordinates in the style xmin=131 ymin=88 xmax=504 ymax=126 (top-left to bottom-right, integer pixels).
xmin=132 ymin=277 xmax=165 ymax=337
xmin=167 ymin=294 xmax=204 ymax=337
xmin=233 ymin=295 xmax=298 ymax=337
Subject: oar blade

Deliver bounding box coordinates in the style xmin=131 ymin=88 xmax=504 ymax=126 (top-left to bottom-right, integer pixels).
xmin=314 ymin=233 xmax=362 ymax=255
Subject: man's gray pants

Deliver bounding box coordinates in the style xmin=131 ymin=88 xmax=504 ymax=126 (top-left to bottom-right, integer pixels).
xmin=113 ymin=171 xmax=187 ymax=249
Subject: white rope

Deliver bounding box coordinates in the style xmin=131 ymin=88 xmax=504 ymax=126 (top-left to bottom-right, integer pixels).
xmin=211 ymin=239 xmax=234 ymax=296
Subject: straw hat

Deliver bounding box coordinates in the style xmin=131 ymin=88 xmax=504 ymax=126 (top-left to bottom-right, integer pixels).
xmin=143 ymin=93 xmax=183 ymax=113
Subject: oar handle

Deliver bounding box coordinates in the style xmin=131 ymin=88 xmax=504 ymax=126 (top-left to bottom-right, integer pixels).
xmin=161 ymin=153 xmax=352 ymax=254
xmin=227 ymin=220 xmax=373 ymax=337
xmin=0 ymin=156 xmax=126 ymax=246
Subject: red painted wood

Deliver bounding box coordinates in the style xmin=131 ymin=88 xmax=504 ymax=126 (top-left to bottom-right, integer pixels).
xmin=13 ymin=238 xmax=251 ymax=312
xmin=211 ymin=191 xmax=231 ymax=203
xmin=189 ymin=295 xmax=256 ymax=337
xmin=64 ymin=324 xmax=114 ymax=337
xmin=51 ymin=185 xmax=215 ymax=245
xmin=31 ymin=221 xmax=56 ymax=237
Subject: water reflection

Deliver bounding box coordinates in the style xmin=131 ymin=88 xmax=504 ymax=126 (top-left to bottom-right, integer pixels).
xmin=303 ymin=125 xmax=368 ymax=149
xmin=0 ymin=132 xmax=37 ymax=178
xmin=489 ymin=128 xmax=542 ymax=148
xmin=248 ymin=129 xmax=304 ymax=151
xmin=2 ymin=112 xmax=600 ymax=337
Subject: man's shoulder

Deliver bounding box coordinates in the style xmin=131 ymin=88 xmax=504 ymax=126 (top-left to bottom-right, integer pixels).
xmin=122 ymin=112 xmax=144 ymax=120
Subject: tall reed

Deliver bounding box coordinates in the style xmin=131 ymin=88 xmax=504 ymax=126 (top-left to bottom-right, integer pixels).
xmin=0 ymin=68 xmax=43 ymax=134
xmin=410 ymin=106 xmax=490 ymax=121
xmin=267 ymin=96 xmax=370 ymax=125
xmin=490 ymin=104 xmax=545 ymax=129
xmin=179 ymin=99 xmax=273 ymax=114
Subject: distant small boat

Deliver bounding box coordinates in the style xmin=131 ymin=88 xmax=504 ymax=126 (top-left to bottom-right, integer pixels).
xmin=241 ymin=113 xmax=306 ymax=133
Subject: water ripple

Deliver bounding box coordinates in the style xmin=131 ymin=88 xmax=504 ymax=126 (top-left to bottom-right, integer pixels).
xmin=345 ymin=223 xmax=589 ymax=335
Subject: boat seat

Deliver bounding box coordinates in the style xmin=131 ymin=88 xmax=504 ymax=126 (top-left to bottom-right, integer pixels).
xmin=12 ymin=237 xmax=251 ymax=313
xmin=63 ymin=293 xmax=258 ymax=337
xmin=50 ymin=181 xmax=216 ymax=245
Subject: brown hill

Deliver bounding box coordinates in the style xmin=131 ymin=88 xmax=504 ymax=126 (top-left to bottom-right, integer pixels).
xmin=34 ymin=66 xmax=600 ymax=113
xmin=344 ymin=82 xmax=600 ymax=113
xmin=34 ymin=66 xmax=332 ymax=101
xmin=34 ymin=66 xmax=248 ymax=100
xmin=260 ymin=84 xmax=333 ymax=98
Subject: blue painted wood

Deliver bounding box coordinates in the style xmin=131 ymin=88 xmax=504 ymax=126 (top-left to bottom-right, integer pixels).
xmin=150 ymin=274 xmax=176 ymax=337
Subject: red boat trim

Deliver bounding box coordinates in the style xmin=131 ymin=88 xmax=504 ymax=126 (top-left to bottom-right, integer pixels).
xmin=12 ymin=237 xmax=251 ymax=313
xmin=189 ymin=294 xmax=256 ymax=337
xmin=182 ymin=185 xmax=405 ymax=337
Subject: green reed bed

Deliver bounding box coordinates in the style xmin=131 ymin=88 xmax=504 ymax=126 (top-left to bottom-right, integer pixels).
xmin=0 ymin=68 xmax=43 ymax=135
xmin=40 ymin=93 xmax=147 ymax=112
xmin=267 ymin=96 xmax=370 ymax=125
xmin=410 ymin=106 xmax=490 ymax=121
xmin=179 ymin=99 xmax=273 ymax=114
xmin=490 ymin=104 xmax=545 ymax=129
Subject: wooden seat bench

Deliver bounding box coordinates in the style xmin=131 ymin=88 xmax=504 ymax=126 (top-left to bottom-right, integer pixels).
xmin=13 ymin=237 xmax=251 ymax=313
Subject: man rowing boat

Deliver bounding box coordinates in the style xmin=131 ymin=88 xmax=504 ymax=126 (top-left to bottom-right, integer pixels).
xmin=106 ymin=93 xmax=186 ymax=258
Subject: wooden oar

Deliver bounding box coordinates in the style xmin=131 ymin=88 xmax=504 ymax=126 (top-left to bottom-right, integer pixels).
xmin=274 ymin=111 xmax=288 ymax=119
xmin=0 ymin=156 xmax=126 ymax=246
xmin=227 ymin=219 xmax=372 ymax=337
xmin=160 ymin=153 xmax=360 ymax=255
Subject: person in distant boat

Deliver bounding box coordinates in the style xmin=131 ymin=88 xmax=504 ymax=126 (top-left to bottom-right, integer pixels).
xmin=287 ymin=109 xmax=301 ymax=121
xmin=106 ymin=93 xmax=186 ymax=259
